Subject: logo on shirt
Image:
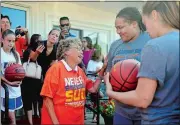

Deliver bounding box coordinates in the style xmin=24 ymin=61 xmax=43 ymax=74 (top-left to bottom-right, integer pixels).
xmin=112 ymin=49 xmax=142 ymax=65
xmin=64 ymin=76 xmax=85 ymax=107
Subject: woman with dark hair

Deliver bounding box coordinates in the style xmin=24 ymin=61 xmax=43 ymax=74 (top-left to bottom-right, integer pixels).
xmin=29 ymin=28 xmax=60 ymax=115
xmin=105 ymin=2 xmax=179 ymax=124
xmin=21 ymin=34 xmax=43 ymax=124
xmin=82 ymin=36 xmax=94 ymax=68
xmin=104 ymin=7 xmax=151 ymax=125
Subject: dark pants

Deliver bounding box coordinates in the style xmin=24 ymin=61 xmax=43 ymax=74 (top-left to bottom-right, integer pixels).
xmin=113 ymin=112 xmax=141 ymax=125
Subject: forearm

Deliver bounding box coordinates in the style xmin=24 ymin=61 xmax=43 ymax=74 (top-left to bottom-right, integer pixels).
xmin=25 ymin=33 xmax=29 ymax=46
xmin=107 ymin=90 xmax=144 ymax=108
xmin=43 ymin=97 xmax=59 ymax=124
xmin=1 ymin=76 xmax=11 ymax=85
xmin=90 ymin=78 xmax=102 ymax=93
xmin=29 ymin=50 xmax=40 ymax=61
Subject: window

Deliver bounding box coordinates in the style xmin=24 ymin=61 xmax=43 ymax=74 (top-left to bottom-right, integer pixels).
xmin=1 ymin=6 xmax=26 ymax=30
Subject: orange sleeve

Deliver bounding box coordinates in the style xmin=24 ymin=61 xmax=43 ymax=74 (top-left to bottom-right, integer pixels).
xmin=40 ymin=64 xmax=60 ymax=98
xmin=80 ymin=69 xmax=93 ymax=90
xmin=86 ymin=78 xmax=93 ymax=90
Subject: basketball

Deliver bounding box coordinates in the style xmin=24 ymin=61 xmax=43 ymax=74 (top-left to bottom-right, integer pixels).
xmin=109 ymin=59 xmax=140 ymax=92
xmin=5 ymin=64 xmax=25 ymax=82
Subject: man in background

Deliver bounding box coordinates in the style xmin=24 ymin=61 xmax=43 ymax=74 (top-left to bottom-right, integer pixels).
xmin=59 ymin=16 xmax=76 ymax=40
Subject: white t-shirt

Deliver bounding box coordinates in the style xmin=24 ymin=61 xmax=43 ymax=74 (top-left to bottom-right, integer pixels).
xmin=86 ymin=60 xmax=103 ymax=81
xmin=1 ymin=48 xmax=22 ymax=98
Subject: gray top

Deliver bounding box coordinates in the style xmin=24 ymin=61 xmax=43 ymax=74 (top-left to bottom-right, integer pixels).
xmin=106 ymin=32 xmax=151 ymax=120
xmin=138 ymin=31 xmax=180 ymax=124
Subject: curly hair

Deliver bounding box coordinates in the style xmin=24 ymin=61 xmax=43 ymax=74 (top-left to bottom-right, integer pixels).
xmin=56 ymin=38 xmax=82 ymax=60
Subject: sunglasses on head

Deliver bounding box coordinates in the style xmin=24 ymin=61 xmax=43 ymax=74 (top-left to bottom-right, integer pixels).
xmin=60 ymin=24 xmax=69 ymax=27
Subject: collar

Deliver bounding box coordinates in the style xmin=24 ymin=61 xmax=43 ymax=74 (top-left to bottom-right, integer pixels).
xmin=61 ymin=59 xmax=78 ymax=72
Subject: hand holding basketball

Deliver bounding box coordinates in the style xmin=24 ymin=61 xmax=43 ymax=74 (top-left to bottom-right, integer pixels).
xmin=5 ymin=63 xmax=25 ymax=82
xmin=9 ymin=81 xmax=22 ymax=87
xmin=104 ymin=72 xmax=113 ymax=91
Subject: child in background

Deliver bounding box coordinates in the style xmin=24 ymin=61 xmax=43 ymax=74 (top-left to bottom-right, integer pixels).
xmin=1 ymin=29 xmax=23 ymax=124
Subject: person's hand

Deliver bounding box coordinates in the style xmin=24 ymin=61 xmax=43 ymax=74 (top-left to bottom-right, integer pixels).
xmin=61 ymin=29 xmax=69 ymax=39
xmin=16 ymin=27 xmax=28 ymax=33
xmin=104 ymin=72 xmax=113 ymax=94
xmin=36 ymin=45 xmax=45 ymax=54
xmin=9 ymin=81 xmax=21 ymax=87
xmin=98 ymin=61 xmax=108 ymax=77
xmin=5 ymin=62 xmax=16 ymax=68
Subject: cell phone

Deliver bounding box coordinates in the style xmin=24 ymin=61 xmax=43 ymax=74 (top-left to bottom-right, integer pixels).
xmin=37 ymin=41 xmax=44 ymax=46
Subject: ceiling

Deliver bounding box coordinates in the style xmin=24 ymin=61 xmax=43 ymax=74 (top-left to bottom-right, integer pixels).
xmin=73 ymin=1 xmax=145 ymax=14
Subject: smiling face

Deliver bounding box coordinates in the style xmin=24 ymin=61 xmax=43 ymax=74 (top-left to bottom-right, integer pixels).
xmin=115 ymin=17 xmax=138 ymax=42
xmin=2 ymin=34 xmax=16 ymax=51
xmin=65 ymin=44 xmax=83 ymax=65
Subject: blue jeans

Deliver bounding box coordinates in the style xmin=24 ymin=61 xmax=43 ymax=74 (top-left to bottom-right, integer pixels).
xmin=113 ymin=112 xmax=141 ymax=125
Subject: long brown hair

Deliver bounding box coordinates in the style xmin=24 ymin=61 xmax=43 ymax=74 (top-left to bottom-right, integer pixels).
xmin=142 ymin=2 xmax=179 ymax=30
xmin=2 ymin=29 xmax=19 ymax=63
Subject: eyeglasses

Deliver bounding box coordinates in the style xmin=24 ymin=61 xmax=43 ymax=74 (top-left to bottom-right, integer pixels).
xmin=60 ymin=23 xmax=69 ymax=27
xmin=1 ymin=21 xmax=10 ymax=24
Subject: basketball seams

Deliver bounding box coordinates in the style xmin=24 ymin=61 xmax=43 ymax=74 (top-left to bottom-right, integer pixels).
xmin=110 ymin=72 xmax=130 ymax=91
xmin=119 ymin=61 xmax=139 ymax=92
xmin=5 ymin=64 xmax=25 ymax=82
xmin=110 ymin=59 xmax=140 ymax=92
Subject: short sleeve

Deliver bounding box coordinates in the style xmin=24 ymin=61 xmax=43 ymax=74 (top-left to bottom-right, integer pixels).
xmin=86 ymin=78 xmax=94 ymax=90
xmin=137 ymin=44 xmax=166 ymax=87
xmin=40 ymin=65 xmax=59 ymax=98
xmin=81 ymin=69 xmax=93 ymax=89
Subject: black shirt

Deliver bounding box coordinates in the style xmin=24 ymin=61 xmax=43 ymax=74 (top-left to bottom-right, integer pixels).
xmin=23 ymin=40 xmax=57 ymax=79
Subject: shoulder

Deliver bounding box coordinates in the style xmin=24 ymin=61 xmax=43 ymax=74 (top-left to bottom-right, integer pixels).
xmin=111 ymin=39 xmax=122 ymax=46
xmin=109 ymin=39 xmax=123 ymax=51
xmin=48 ymin=61 xmax=64 ymax=72
xmin=78 ymin=66 xmax=86 ymax=74
xmin=139 ymin=32 xmax=151 ymax=43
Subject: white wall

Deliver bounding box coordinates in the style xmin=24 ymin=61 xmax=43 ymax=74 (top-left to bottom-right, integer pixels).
xmin=2 ymin=2 xmax=120 ymax=54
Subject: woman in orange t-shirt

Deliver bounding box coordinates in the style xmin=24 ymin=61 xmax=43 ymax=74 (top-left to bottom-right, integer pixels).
xmin=40 ymin=38 xmax=107 ymax=124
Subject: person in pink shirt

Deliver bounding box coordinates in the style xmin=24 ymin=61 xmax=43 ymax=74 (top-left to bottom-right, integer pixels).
xmin=82 ymin=37 xmax=95 ymax=68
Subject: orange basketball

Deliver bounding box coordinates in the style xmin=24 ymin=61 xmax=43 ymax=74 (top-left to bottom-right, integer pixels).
xmin=109 ymin=59 xmax=140 ymax=92
xmin=5 ymin=64 xmax=25 ymax=82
